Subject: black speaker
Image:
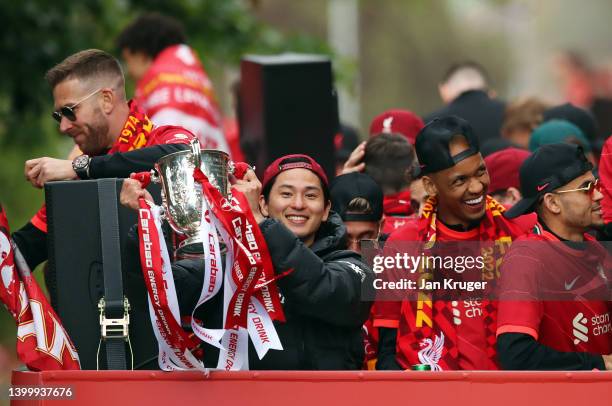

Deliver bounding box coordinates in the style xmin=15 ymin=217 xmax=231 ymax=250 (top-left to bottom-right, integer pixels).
xmin=45 ymin=179 xmax=160 ymax=370
xmin=239 ymin=54 xmax=338 ymax=179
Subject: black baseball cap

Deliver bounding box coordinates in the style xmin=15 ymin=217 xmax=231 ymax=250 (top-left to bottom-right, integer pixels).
xmin=415 ymin=116 xmax=480 ymax=174
xmin=543 ymin=103 xmax=598 ymax=141
xmin=504 ymin=143 xmax=593 ymax=219
xmin=330 ymin=173 xmax=383 ymax=222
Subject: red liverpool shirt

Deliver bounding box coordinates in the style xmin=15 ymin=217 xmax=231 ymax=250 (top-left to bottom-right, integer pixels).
xmin=497 ymin=230 xmax=612 ymax=355
xmin=373 ymin=212 xmax=535 ymax=370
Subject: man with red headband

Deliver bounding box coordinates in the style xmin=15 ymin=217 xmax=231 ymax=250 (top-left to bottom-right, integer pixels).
xmin=374 ymin=116 xmax=534 ymax=370
xmin=120 ymin=154 xmax=374 ymax=369
xmin=14 ymin=49 xmax=195 ymax=270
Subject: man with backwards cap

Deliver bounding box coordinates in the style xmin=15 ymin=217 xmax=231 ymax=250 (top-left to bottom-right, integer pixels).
xmin=496 ymin=143 xmax=612 ymax=370
xmin=330 ymin=172 xmax=385 ymax=369
xmin=121 ymin=154 xmax=374 ymax=370
xmin=330 ymin=172 xmax=384 ymax=254
xmin=374 ymin=116 xmax=535 ymax=371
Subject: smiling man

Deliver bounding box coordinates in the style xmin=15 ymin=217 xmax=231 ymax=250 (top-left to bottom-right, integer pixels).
xmin=374 ymin=116 xmax=535 ymax=370
xmin=259 ymin=155 xmax=333 ymax=246
xmin=243 ymin=154 xmax=374 ymax=369
xmin=13 ymin=49 xmax=195 ymax=271
xmin=497 ymin=143 xmax=612 ymax=370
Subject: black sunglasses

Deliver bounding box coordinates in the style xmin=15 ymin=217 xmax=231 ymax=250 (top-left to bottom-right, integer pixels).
xmin=52 ymin=88 xmax=102 ymax=123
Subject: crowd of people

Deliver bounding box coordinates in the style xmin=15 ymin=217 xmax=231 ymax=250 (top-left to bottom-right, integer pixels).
xmin=5 ymin=12 xmax=612 ymax=372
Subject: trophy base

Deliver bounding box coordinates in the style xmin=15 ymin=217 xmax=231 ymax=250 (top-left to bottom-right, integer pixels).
xmin=175 ymin=236 xmax=205 ymax=260
xmin=174 ymin=235 xmax=229 ymax=261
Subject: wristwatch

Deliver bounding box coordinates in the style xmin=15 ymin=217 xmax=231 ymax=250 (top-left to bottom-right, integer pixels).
xmin=72 ymin=154 xmax=91 ymax=179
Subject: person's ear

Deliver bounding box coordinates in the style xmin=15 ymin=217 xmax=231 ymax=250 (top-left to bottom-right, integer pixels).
xmin=542 ymin=193 xmax=562 ymax=215
xmin=100 ymin=88 xmax=115 ymax=115
xmin=259 ymin=195 xmax=269 ymax=217
xmin=507 ymin=187 xmax=522 ymax=204
xmin=422 ymin=175 xmax=438 ymax=198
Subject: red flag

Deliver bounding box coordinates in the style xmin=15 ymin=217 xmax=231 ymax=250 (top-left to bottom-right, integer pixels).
xmin=0 ymin=204 xmax=80 ymax=370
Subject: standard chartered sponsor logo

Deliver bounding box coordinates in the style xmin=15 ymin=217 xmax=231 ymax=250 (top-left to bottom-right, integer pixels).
xmin=572 ymin=312 xmax=611 ymax=345
xmin=592 ymin=313 xmax=611 ymax=337
xmin=450 ymin=299 xmax=484 ymax=325
xmin=572 ymin=313 xmax=589 ymax=345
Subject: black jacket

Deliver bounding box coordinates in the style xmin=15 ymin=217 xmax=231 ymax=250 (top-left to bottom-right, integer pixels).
xmin=128 ymin=212 xmax=374 ymax=370
xmin=424 ymin=90 xmax=506 ymax=145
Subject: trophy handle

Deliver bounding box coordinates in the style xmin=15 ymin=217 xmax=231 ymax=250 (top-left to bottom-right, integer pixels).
xmin=228 ymin=160 xmax=235 ymax=175
xmin=158 ymin=204 xmax=166 ymax=221
xmin=150 ymin=169 xmax=161 ymax=184
xmin=190 ymin=138 xmax=201 ymax=170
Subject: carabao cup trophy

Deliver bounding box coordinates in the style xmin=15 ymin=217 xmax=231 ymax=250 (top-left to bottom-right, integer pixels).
xmin=151 ymin=139 xmax=233 ymax=257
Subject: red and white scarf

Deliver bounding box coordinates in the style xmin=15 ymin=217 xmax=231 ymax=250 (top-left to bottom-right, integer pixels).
xmin=136 ymin=167 xmax=285 ymax=371
xmin=0 ymin=204 xmax=80 ymax=370
xmin=137 ymin=201 xmax=205 ymax=371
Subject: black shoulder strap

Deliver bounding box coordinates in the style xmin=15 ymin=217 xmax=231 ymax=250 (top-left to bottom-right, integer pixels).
xmin=97 ymin=179 xmax=129 ymax=370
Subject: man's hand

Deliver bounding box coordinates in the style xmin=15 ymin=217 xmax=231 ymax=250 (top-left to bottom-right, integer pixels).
xmin=602 ymin=354 xmax=612 ymax=370
xmin=24 ymin=157 xmax=77 ymax=188
xmin=341 ymin=141 xmax=366 ymax=175
xmin=232 ymin=169 xmax=264 ymax=223
xmin=120 ymin=177 xmax=153 ymax=211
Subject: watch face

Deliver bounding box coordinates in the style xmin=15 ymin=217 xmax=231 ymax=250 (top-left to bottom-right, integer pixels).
xmin=73 ymin=155 xmax=89 ymax=169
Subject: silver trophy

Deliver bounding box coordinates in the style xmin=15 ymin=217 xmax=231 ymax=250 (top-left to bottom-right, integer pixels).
xmin=151 ymin=139 xmax=233 ymax=256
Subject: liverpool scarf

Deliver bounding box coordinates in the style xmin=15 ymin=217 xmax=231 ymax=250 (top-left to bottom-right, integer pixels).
xmin=397 ymin=196 xmax=525 ymax=370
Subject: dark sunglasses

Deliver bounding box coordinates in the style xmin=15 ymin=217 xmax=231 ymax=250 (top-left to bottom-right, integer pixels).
xmin=52 ymin=88 xmax=102 ymax=123
xmin=554 ymin=178 xmax=601 ymax=198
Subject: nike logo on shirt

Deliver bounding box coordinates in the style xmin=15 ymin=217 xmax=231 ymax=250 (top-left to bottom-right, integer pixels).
xmin=565 ymin=276 xmax=580 ymax=290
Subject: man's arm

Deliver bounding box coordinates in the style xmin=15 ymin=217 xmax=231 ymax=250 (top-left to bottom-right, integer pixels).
xmin=259 ymin=218 xmax=374 ymax=328
xmin=11 ymin=222 xmax=47 ymax=270
xmin=89 ymin=144 xmax=189 ymax=179
xmin=25 ymin=144 xmax=189 ymax=187
xmin=497 ymin=332 xmax=609 ymax=370
xmin=376 ymin=327 xmax=403 ymax=370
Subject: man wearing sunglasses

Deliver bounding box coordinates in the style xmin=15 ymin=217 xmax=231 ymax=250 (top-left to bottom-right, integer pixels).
xmin=497 ymin=143 xmax=612 ymax=370
xmin=13 ymin=49 xmax=195 ymax=270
